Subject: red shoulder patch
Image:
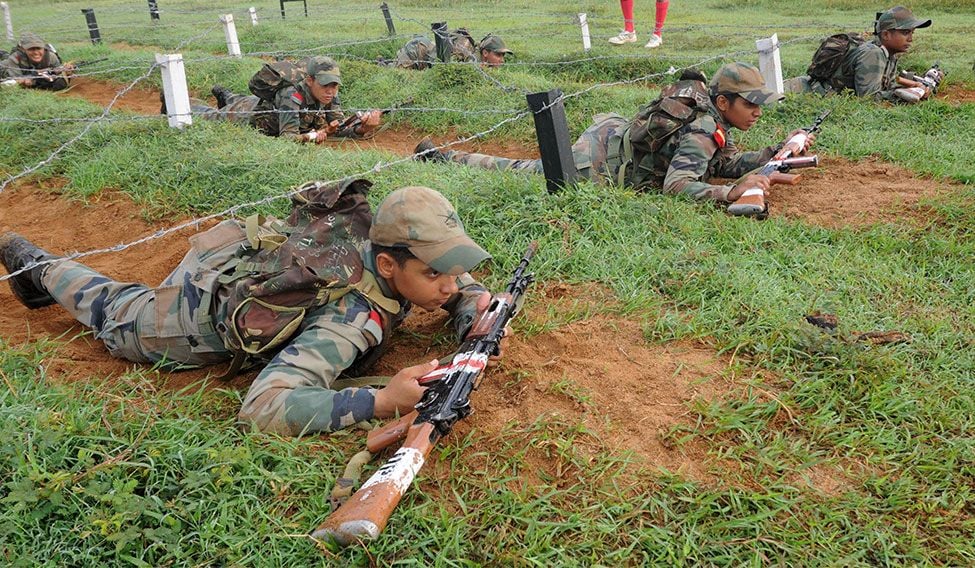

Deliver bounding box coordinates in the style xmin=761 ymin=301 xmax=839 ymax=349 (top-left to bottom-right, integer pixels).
xmin=713 ymin=126 xmax=727 ymax=149
xmin=368 ymin=309 xmax=383 ymax=327
xmin=290 ymin=91 xmax=304 ymax=105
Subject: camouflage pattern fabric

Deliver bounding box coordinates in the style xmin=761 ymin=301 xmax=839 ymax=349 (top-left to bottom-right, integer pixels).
xmin=39 ymin=220 xmax=486 ymax=437
xmin=785 ymin=40 xmax=900 ymax=101
xmin=193 ymin=82 xmax=360 ymax=141
xmin=445 ymin=104 xmax=778 ymax=202
xmin=0 ymin=46 xmax=67 ymax=91
xmin=394 ymin=36 xmax=436 ymax=70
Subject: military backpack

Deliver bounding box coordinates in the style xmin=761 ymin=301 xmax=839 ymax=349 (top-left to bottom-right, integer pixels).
xmin=219 ymin=178 xmax=399 ymax=367
xmin=448 ymin=28 xmax=476 ymax=60
xmin=806 ymin=33 xmax=867 ymax=88
xmin=248 ymin=59 xmax=307 ymax=101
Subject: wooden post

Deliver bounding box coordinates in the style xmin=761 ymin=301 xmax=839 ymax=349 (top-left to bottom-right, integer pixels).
xmin=578 ymin=13 xmax=591 ymax=52
xmin=526 ymin=89 xmax=577 ymax=194
xmin=756 ymin=34 xmax=784 ymax=95
xmin=249 ymin=7 xmax=258 ymax=26
xmin=147 ymin=0 xmax=160 ymax=22
xmin=1 ymin=2 xmax=13 ymax=42
xmin=380 ymin=2 xmax=395 ymax=36
xmin=81 ymin=8 xmax=100 ymax=44
xmin=221 ymin=14 xmax=241 ymax=58
xmin=156 ymin=53 xmax=192 ymax=129
xmin=432 ymin=22 xmax=449 ymax=63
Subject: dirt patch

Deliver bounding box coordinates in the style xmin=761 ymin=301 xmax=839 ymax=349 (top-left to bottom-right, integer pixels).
xmin=57 ymin=77 xmax=164 ymax=115
xmin=54 ymin=77 xmax=540 ymax=159
xmin=764 ymin=155 xmax=952 ymax=229
xmin=938 ymin=84 xmax=975 ymax=105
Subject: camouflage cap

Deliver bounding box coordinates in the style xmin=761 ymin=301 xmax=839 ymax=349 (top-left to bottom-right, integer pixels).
xmin=876 ymin=6 xmax=931 ymax=33
xmin=306 ymin=56 xmax=342 ymax=86
xmin=19 ymin=32 xmax=46 ymax=50
xmin=709 ymin=62 xmax=783 ymax=105
xmin=478 ymin=34 xmax=512 ymax=55
xmin=370 ymin=186 xmax=491 ymax=276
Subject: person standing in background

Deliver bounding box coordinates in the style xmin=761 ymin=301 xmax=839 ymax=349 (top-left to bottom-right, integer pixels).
xmin=608 ymin=0 xmax=670 ymax=48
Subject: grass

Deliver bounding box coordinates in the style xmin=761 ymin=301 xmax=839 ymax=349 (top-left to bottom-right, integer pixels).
xmin=2 ymin=0 xmax=975 ymax=566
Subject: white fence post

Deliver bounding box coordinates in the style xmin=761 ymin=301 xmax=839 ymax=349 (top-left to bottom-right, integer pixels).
xmin=578 ymin=13 xmax=591 ymax=52
xmin=756 ymin=33 xmax=784 ymax=94
xmin=249 ymin=7 xmax=258 ymax=26
xmin=156 ymin=53 xmax=192 ymax=129
xmin=1 ymin=2 xmax=13 ymax=42
xmin=221 ymin=14 xmax=241 ymax=58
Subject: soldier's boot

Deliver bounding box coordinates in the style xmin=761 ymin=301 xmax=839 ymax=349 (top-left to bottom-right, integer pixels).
xmin=159 ymin=91 xmax=167 ymax=115
xmin=413 ymin=138 xmax=447 ymax=163
xmin=211 ymin=84 xmax=233 ymax=109
xmin=0 ymin=232 xmax=61 ymax=309
xmin=727 ymin=188 xmax=768 ymax=220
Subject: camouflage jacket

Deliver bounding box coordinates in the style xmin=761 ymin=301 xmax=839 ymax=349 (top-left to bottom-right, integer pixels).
xmin=0 ymin=46 xmax=62 ymax=80
xmin=829 ymin=40 xmax=900 ymax=101
xmin=252 ymin=81 xmax=360 ymax=141
xmin=234 ymin=241 xmax=486 ymax=437
xmin=619 ymin=102 xmax=780 ymax=201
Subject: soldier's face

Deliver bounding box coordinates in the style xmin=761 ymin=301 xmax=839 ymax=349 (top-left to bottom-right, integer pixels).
xmin=25 ymin=47 xmax=45 ymax=64
xmin=377 ymin=255 xmax=460 ymax=311
xmin=480 ymin=50 xmax=505 ymax=68
xmin=881 ymin=29 xmax=913 ymax=54
xmin=308 ymin=79 xmax=339 ymax=105
xmin=717 ymin=96 xmax=762 ymax=131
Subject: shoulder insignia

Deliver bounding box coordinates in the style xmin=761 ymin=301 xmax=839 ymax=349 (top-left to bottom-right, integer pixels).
xmin=713 ymin=125 xmax=727 ymax=149
xmin=290 ymin=91 xmax=304 ymax=105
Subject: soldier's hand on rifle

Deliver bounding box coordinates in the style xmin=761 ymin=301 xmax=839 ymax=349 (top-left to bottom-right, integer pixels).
xmin=475 ymin=291 xmax=511 ymax=365
xmin=728 ymin=174 xmax=770 ymax=202
xmin=354 ymin=110 xmax=382 ymax=136
xmin=775 ymin=129 xmax=817 ymax=159
xmin=373 ymin=359 xmax=434 ymax=418
xmin=305 ymin=126 xmax=333 ymax=144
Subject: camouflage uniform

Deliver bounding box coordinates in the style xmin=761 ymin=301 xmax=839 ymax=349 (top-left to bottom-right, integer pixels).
xmin=36 ymin=186 xmax=489 ymax=437
xmin=444 ymin=64 xmax=782 ymax=203
xmin=785 ymin=6 xmax=932 ymax=102
xmin=194 ymin=57 xmax=361 ymax=141
xmin=387 ymin=32 xmax=511 ymax=69
xmin=0 ymin=32 xmax=69 ymax=91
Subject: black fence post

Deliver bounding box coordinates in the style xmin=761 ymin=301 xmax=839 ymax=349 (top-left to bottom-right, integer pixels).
xmin=432 ymin=22 xmax=449 ymax=63
xmin=526 ymin=89 xmax=577 ymax=194
xmin=82 ymin=8 xmax=100 ymax=44
xmin=380 ymin=2 xmax=395 ymax=36
xmin=147 ymin=0 xmax=159 ymax=21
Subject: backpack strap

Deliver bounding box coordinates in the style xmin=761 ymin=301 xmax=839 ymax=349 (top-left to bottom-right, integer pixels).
xmin=352 ymin=269 xmax=402 ymax=315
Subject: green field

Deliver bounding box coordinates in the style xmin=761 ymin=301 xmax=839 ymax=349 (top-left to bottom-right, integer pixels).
xmin=2 ymin=0 xmax=975 ymax=565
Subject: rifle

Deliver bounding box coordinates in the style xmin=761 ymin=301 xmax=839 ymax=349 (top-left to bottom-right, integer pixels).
xmin=311 ymin=242 xmax=538 ymax=548
xmin=727 ymin=110 xmax=828 ymax=218
xmin=336 ymin=97 xmax=415 ymax=132
xmin=895 ymin=62 xmax=945 ymax=102
xmin=36 ymin=57 xmax=109 ymax=80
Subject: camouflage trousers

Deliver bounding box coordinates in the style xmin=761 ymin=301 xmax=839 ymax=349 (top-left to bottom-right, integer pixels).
xmin=40 ymin=220 xmax=248 ymax=369
xmin=193 ymin=93 xmax=259 ymax=127
xmin=445 ymin=114 xmax=629 ymax=183
xmin=393 ymin=36 xmax=435 ymax=70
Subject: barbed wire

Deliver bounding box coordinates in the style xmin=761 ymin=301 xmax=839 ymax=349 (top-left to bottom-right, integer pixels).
xmin=0 ymin=41 xmax=781 ymax=284
xmin=1 ymin=22 xmax=223 ymax=193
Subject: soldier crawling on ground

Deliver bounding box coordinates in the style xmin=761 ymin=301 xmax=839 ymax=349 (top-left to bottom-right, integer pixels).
xmin=0 ymin=32 xmax=74 ymax=91
xmin=784 ymin=6 xmax=940 ymax=103
xmin=0 ymin=181 xmax=508 ymax=437
xmin=381 ymin=30 xmax=512 ymax=70
xmin=172 ymin=56 xmax=382 ymax=144
xmin=414 ymin=62 xmax=816 ymax=218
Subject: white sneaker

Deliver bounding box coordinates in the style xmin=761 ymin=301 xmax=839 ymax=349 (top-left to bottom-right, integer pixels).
xmin=644 ymin=34 xmax=663 ymax=48
xmin=608 ymin=31 xmax=638 ymax=45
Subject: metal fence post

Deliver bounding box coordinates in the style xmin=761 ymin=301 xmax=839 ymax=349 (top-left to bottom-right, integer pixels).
xmin=81 ymin=8 xmax=101 ymax=44
xmin=526 ymin=89 xmax=577 ymax=194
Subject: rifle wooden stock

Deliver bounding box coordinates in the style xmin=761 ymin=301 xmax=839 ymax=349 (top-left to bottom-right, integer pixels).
xmin=312 ymin=422 xmax=438 ymax=547
xmin=366 ymin=410 xmax=417 ymax=453
xmin=768 ymin=171 xmax=801 ymax=185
